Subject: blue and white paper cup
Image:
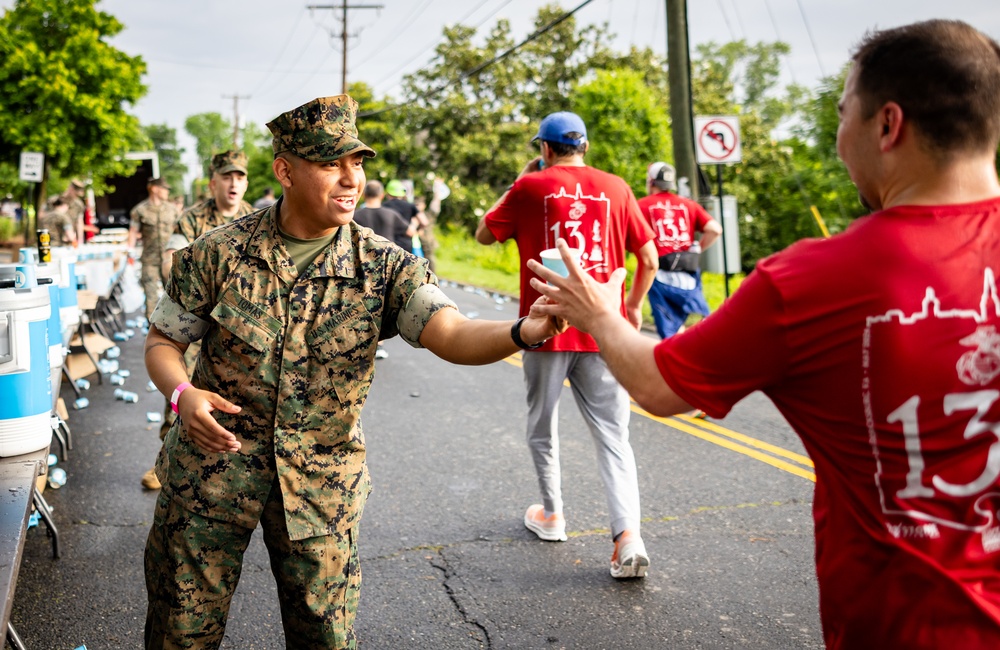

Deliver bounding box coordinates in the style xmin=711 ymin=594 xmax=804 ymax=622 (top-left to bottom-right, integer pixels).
xmin=539 ymin=247 xmax=583 ymax=278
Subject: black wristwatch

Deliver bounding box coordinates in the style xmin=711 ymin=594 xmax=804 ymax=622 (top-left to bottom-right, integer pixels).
xmin=511 ymin=317 xmax=545 ymax=350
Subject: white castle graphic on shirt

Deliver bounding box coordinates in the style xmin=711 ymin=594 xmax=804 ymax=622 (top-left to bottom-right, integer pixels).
xmin=543 ymin=184 xmax=610 ymax=274
xmin=863 ymin=268 xmax=1000 ymax=549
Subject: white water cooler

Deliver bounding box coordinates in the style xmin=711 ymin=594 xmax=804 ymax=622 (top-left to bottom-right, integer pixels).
xmin=0 ymin=279 xmax=53 ymax=456
xmin=50 ymin=248 xmax=80 ymax=348
xmin=34 ymin=263 xmax=66 ymax=408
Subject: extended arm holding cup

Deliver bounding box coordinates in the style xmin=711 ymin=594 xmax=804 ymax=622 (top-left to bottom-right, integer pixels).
xmin=527 ymin=239 xmax=691 ymax=416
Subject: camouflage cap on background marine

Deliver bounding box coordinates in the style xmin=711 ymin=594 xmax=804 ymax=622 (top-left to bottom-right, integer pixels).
xmin=267 ymin=95 xmax=376 ymax=162
xmin=211 ymin=150 xmax=248 ymax=176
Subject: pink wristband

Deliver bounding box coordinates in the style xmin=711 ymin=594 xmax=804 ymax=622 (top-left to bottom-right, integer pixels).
xmin=170 ymin=382 xmax=193 ymax=414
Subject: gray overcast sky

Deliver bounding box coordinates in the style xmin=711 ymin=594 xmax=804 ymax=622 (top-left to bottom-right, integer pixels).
xmin=5 ymin=0 xmax=1000 ymax=182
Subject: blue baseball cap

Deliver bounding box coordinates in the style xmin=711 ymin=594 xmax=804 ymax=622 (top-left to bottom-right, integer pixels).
xmin=531 ymin=112 xmax=588 ymax=146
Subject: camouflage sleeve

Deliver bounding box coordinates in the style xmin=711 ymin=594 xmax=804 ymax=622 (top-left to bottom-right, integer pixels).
xmin=397 ymin=283 xmax=458 ymax=348
xmin=163 ymin=237 xmax=218 ymax=322
xmin=149 ymin=293 xmax=211 ymax=343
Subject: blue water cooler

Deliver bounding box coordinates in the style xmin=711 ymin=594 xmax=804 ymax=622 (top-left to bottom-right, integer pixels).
xmin=0 ymin=278 xmax=53 ymax=457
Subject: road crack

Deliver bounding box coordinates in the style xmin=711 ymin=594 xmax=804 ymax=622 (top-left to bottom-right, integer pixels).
xmin=428 ymin=548 xmax=491 ymax=649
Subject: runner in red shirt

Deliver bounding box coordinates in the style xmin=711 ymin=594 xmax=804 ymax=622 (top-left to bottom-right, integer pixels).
xmin=476 ymin=111 xmax=658 ymax=578
xmin=638 ymin=162 xmax=722 ymax=338
xmin=528 ymin=20 xmax=1000 ymax=648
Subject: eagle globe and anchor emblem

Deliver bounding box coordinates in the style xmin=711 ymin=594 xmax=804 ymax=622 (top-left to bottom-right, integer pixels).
xmin=957 ymin=325 xmax=1000 ymax=386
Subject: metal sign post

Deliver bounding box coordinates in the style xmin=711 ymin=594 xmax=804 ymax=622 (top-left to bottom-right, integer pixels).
xmin=18 ymin=152 xmax=44 ymax=244
xmin=693 ymin=116 xmax=741 ymax=297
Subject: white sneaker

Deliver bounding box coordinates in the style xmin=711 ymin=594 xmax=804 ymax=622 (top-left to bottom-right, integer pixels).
xmin=524 ymin=504 xmax=567 ymax=542
xmin=375 ymin=346 xmax=389 ymax=360
xmin=610 ymin=530 xmax=649 ymax=579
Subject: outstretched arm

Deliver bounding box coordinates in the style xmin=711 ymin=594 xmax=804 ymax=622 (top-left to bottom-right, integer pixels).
xmin=419 ymin=304 xmax=566 ymax=365
xmin=527 ymin=239 xmax=692 ymax=416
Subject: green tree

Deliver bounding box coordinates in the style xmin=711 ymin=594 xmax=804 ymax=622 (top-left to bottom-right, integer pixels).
xmin=572 ymin=68 xmax=672 ymax=196
xmin=184 ymin=112 xmax=234 ymax=178
xmin=0 ymin=0 xmax=147 ymax=210
xmin=241 ymin=121 xmax=279 ymax=206
xmin=690 ymin=40 xmax=817 ymax=269
xmin=387 ymin=3 xmax=666 ymax=232
xmin=141 ymin=123 xmax=187 ymax=192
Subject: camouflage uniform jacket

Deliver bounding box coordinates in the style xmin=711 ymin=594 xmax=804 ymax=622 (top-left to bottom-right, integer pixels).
xmin=166 ymin=197 xmax=255 ymax=252
xmin=39 ymin=209 xmax=75 ymax=246
xmin=131 ymin=199 xmax=180 ymax=265
xmin=65 ymin=194 xmax=85 ymax=223
xmin=149 ymin=200 xmax=455 ymax=541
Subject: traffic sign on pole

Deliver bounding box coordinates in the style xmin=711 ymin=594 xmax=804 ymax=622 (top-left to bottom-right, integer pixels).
xmin=19 ymin=151 xmax=44 ymax=182
xmin=694 ymin=116 xmax=741 ymax=165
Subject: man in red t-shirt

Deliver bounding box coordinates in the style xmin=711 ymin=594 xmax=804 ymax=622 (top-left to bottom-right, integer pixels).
xmin=528 ymin=20 xmax=1000 ymax=649
xmin=638 ymin=162 xmax=722 ymax=338
xmin=476 ymin=111 xmax=658 ymax=578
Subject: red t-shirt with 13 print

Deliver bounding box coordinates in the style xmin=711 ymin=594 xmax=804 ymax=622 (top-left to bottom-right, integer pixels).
xmin=484 ymin=164 xmax=653 ymax=352
xmin=656 ymin=198 xmax=1000 ymax=649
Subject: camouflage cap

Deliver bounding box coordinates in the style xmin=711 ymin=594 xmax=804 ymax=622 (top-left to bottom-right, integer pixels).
xmin=148 ymin=177 xmax=170 ymax=189
xmin=266 ymin=95 xmax=376 ymax=162
xmin=211 ymin=150 xmax=248 ymax=176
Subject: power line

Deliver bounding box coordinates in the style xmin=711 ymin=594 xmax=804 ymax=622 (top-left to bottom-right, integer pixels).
xmin=362 ymin=0 xmax=599 ymax=118
xmin=248 ymin=8 xmax=308 ymax=96
xmin=308 ymin=3 xmax=384 ymax=94
xmin=727 ymin=0 xmax=747 ymax=41
xmin=762 ymin=0 xmax=796 ymax=84
xmin=795 ymin=0 xmax=826 ymax=77
xmin=369 ymin=0 xmax=513 ymax=94
xmin=714 ymin=0 xmax=737 ymax=41
xmin=353 ymin=0 xmax=435 ymax=62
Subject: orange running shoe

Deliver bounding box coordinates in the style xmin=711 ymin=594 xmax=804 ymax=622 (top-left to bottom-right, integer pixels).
xmin=524 ymin=504 xmax=567 ymax=542
xmin=610 ymin=530 xmax=649 ymax=579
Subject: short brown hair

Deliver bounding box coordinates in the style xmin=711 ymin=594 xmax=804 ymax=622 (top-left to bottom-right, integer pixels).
xmin=851 ymin=20 xmax=1000 ymax=156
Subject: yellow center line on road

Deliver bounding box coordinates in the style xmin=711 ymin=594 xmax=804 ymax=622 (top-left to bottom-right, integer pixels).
xmin=502 ymin=352 xmax=816 ymax=483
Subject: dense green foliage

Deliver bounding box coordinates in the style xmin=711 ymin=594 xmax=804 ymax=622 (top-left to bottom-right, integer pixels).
xmin=0 ymin=0 xmax=147 ymax=208
xmin=141 ymin=124 xmax=186 ymax=192
xmin=2 ymin=1 xmax=997 ymax=272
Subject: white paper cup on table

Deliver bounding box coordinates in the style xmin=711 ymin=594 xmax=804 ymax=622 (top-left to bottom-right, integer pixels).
xmin=539 ymin=247 xmax=582 ymax=279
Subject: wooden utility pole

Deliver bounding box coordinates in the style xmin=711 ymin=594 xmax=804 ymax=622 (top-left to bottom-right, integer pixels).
xmin=666 ymin=0 xmax=698 ymax=199
xmin=222 ymin=94 xmax=251 ymax=148
xmin=308 ymin=3 xmax=383 ymax=94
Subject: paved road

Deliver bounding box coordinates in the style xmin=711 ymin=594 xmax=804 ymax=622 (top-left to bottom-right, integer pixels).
xmin=11 ymin=281 xmax=821 ymax=649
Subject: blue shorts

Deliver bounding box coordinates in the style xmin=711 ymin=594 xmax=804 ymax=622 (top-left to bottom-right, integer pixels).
xmin=648 ymin=274 xmax=710 ymax=339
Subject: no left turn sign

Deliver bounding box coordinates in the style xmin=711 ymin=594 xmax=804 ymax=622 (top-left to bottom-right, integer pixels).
xmin=694 ymin=115 xmax=741 ymax=164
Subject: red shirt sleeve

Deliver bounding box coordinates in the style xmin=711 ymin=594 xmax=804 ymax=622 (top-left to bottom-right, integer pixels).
xmin=691 ymin=199 xmax=714 ymax=232
xmin=653 ymin=269 xmax=790 ymax=417
xmin=483 ymin=181 xmax=527 ymax=244
xmin=623 ymin=186 xmax=655 ymax=254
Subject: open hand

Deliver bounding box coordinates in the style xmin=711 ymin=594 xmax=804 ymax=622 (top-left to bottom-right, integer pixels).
xmin=527 ymin=239 xmax=627 ymax=334
xmin=177 ymin=387 xmax=243 ymax=453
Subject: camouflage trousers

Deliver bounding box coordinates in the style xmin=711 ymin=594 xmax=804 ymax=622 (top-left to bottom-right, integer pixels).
xmin=141 ymin=258 xmax=165 ymax=321
xmin=158 ymin=340 xmax=201 ymax=441
xmin=144 ymin=482 xmax=362 ymax=649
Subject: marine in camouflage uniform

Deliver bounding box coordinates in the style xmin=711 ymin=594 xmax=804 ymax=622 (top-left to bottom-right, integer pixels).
xmin=38 ymin=200 xmax=76 ymax=246
xmin=142 ymin=94 xmax=564 ymax=648
xmin=155 ymin=151 xmax=255 ymax=444
xmin=130 ymin=177 xmax=180 ymax=320
xmin=62 ymin=180 xmax=86 ymax=241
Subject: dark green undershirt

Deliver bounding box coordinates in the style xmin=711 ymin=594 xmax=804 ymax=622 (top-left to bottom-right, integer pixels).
xmin=278 ymin=226 xmax=338 ymax=276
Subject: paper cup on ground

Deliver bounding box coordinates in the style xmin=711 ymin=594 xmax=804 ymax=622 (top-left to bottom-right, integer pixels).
xmin=540 ymin=247 xmax=582 ymax=278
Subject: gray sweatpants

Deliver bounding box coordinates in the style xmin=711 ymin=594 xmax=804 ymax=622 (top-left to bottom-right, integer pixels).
xmin=522 ymin=351 xmax=641 ymax=538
